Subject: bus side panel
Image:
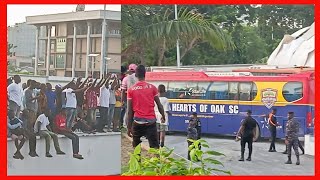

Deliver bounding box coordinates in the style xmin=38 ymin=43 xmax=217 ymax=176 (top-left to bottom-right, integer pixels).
xmin=168 ymin=113 xmax=189 ymax=132
xmin=254 ymin=105 xmax=308 ymax=139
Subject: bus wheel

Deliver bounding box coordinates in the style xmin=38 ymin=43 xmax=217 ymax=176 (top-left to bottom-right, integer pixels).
xmin=254 ymin=125 xmax=261 ymax=142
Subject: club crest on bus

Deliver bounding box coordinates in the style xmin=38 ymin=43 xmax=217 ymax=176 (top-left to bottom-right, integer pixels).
xmin=261 ymin=88 xmax=278 ymax=109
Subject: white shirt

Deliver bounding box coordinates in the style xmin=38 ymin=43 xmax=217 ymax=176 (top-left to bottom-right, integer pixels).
xmin=34 ymin=114 xmax=50 ymax=132
xmin=63 ymin=88 xmax=77 ymax=108
xmin=99 ymin=85 xmax=111 ymax=107
xmin=109 ymin=89 xmax=116 ymax=105
xmin=154 ymin=96 xmax=170 ymax=125
xmin=7 ymin=83 xmax=23 ymax=106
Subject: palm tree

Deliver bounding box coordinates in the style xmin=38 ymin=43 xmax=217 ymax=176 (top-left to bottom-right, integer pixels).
xmin=122 ymin=6 xmax=234 ymax=66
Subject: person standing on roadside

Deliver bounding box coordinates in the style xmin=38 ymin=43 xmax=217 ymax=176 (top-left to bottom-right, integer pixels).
xmin=237 ymin=110 xmax=257 ymax=162
xmin=121 ymin=64 xmax=138 ymax=127
xmin=127 ymin=65 xmax=166 ymax=149
xmin=268 ymin=108 xmax=279 ymax=152
xmin=154 ymin=84 xmax=170 ymax=147
xmin=285 ymin=112 xmax=300 ymax=165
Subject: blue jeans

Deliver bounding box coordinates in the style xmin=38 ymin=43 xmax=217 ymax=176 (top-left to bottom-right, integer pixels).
xmin=108 ymin=104 xmax=115 ymax=129
xmin=66 ymin=107 xmax=77 ymax=129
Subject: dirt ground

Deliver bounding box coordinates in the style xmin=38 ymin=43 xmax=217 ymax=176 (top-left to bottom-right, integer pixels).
xmin=121 ymin=133 xmax=154 ymax=174
xmin=121 ymin=134 xmax=134 ymax=168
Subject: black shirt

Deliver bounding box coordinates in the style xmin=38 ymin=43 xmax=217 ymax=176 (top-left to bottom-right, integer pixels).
xmin=268 ymin=114 xmax=277 ymax=130
xmin=241 ymin=116 xmax=257 ymax=138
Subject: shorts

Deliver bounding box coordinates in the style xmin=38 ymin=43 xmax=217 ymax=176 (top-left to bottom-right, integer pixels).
xmin=156 ymin=123 xmax=168 ymax=132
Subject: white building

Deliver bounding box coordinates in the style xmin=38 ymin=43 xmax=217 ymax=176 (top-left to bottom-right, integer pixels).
xmin=26 ymin=9 xmax=121 ymax=77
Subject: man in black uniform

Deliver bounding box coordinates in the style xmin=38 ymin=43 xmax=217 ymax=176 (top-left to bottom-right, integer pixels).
xmin=268 ymin=108 xmax=279 ymax=152
xmin=237 ymin=110 xmax=257 ymax=161
xmin=285 ymin=112 xmax=300 ymax=165
xmin=187 ymin=112 xmax=201 ymax=160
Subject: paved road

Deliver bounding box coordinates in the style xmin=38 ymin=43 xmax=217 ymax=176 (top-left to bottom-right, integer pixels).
xmin=8 ymin=133 xmax=121 ymax=175
xmin=162 ymin=135 xmax=314 ymax=175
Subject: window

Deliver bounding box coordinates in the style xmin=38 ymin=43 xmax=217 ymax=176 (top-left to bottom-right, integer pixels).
xmin=228 ymin=82 xmax=238 ymax=100
xmin=208 ymin=82 xmax=228 ymax=100
xmin=239 ymin=82 xmax=252 ymax=101
xmin=50 ymin=55 xmax=54 ymax=65
xmin=251 ymin=83 xmax=258 ymax=100
xmin=50 ymin=40 xmax=56 ymax=53
xmin=55 ymin=54 xmax=66 ymax=69
xmin=282 ymin=82 xmax=303 ymax=102
xmin=167 ymin=81 xmax=199 ymax=99
xmin=51 ymin=25 xmax=56 ymax=37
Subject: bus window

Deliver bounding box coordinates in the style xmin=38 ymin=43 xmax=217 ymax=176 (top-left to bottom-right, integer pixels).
xmin=228 ymin=82 xmax=238 ymax=100
xmin=282 ymin=82 xmax=303 ymax=102
xmin=239 ymin=82 xmax=252 ymax=101
xmin=251 ymin=83 xmax=258 ymax=100
xmin=167 ymin=81 xmax=197 ymax=99
xmin=192 ymin=82 xmax=210 ymax=99
xmin=208 ymin=82 xmax=228 ymax=100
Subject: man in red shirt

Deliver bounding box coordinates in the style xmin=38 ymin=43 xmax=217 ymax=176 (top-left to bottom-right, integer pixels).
xmin=127 ymin=65 xmax=165 ymax=148
xmin=54 ymin=108 xmax=83 ymax=159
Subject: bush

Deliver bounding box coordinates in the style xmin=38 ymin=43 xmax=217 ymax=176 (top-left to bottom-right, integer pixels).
xmin=122 ymin=139 xmax=231 ymax=176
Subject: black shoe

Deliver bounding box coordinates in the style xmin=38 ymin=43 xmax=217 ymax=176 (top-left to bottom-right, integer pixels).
xmin=239 ymin=157 xmax=244 ymax=161
xmin=301 ymin=150 xmax=305 ymax=155
xmin=296 ymin=161 xmax=300 ymax=165
xmin=56 ymin=151 xmax=66 ymax=155
xmin=29 ymin=152 xmax=38 ymax=157
xmin=285 ymin=160 xmax=292 ymax=164
xmin=160 ymin=142 xmax=164 ymax=147
xmin=246 ymin=157 xmax=251 ymax=161
xmin=268 ymin=149 xmax=273 ymax=152
xmin=46 ymin=153 xmax=53 ymax=158
xmin=73 ymin=154 xmax=84 ymax=160
xmin=15 ymin=152 xmax=24 ymax=160
xmin=97 ymin=130 xmax=106 ymax=133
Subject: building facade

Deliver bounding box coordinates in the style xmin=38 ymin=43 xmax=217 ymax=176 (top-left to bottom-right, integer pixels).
xmin=26 ymin=10 xmax=121 ymax=77
xmin=7 ymin=23 xmax=46 ymax=69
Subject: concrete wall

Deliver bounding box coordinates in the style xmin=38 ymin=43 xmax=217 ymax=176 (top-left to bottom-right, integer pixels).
xmin=8 ymin=133 xmax=121 ymax=175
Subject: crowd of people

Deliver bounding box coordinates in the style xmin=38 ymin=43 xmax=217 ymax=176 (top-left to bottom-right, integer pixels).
xmin=8 ymin=63 xmax=304 ymax=167
xmin=7 ymin=71 xmax=124 ymax=160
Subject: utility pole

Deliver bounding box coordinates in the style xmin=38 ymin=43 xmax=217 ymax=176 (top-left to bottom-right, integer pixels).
xmin=100 ymin=4 xmax=107 ymax=78
xmin=175 ymin=5 xmax=181 ymax=68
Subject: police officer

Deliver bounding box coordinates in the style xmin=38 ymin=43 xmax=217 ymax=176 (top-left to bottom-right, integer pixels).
xmin=237 ymin=110 xmax=257 ymax=161
xmin=268 ymin=108 xmax=279 ymax=152
xmin=187 ymin=113 xmax=199 ymax=160
xmin=285 ymin=112 xmax=300 ymax=165
xmin=283 ymin=140 xmax=305 ymax=155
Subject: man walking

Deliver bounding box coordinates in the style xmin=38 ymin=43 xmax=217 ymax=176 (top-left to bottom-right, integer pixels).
xmin=127 ymin=65 xmax=166 ymax=149
xmin=237 ymin=110 xmax=257 ymax=161
xmin=268 ymin=108 xmax=279 ymax=152
xmin=285 ymin=112 xmax=300 ymax=165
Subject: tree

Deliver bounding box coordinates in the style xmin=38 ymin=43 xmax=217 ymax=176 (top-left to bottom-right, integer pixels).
xmin=7 ymin=42 xmax=17 ymax=57
xmin=122 ymin=5 xmax=234 ymax=66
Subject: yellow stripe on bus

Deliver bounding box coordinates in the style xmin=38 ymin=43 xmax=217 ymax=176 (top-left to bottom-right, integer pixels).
xmin=168 ymin=99 xmax=313 ymax=106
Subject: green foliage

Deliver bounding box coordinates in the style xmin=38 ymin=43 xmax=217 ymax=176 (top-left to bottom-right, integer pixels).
xmin=122 ymin=5 xmax=314 ymax=66
xmin=7 ymin=42 xmax=17 ymax=57
xmin=122 ymin=139 xmax=231 ymax=176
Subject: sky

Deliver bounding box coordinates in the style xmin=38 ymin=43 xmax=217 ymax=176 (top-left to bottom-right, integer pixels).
xmin=7 ymin=4 xmax=121 ymax=26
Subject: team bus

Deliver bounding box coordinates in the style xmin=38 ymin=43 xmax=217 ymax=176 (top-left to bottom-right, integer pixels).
xmin=146 ymin=71 xmax=314 ymax=140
